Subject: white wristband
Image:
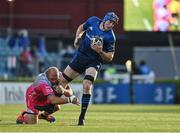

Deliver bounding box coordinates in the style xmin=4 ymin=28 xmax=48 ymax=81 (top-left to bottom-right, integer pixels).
xmin=68 ymin=95 xmax=76 ymax=103
xmin=68 ymin=97 xmax=71 ymax=103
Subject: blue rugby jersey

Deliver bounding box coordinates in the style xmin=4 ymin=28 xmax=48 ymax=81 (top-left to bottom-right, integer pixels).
xmin=78 ymin=16 xmax=116 ymax=63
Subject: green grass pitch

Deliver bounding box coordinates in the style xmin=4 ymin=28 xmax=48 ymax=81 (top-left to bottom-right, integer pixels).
xmin=124 ymin=0 xmax=154 ymax=31
xmin=0 ymin=104 xmax=180 ymax=132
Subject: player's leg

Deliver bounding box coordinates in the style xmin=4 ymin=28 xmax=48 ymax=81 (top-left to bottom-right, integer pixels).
xmin=38 ymin=104 xmax=60 ymax=123
xmin=61 ymin=65 xmax=80 ymax=87
xmin=16 ymin=110 xmax=38 ymax=124
xmin=61 ymin=53 xmax=92 ymax=125
xmin=78 ymin=67 xmax=98 ymax=125
xmin=16 ymin=88 xmax=39 ymax=124
xmin=24 ymin=113 xmax=38 ymax=124
xmin=61 ymin=53 xmax=87 ymax=88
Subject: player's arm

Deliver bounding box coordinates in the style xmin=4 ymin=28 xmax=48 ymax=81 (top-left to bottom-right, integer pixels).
xmin=63 ymin=84 xmax=73 ymax=97
xmin=75 ymin=23 xmax=85 ymax=38
xmin=54 ymin=84 xmax=73 ymax=97
xmin=99 ymin=51 xmax=114 ymax=62
xmin=74 ymin=23 xmax=86 ymax=48
xmin=92 ymin=44 xmax=114 ymax=61
xmin=40 ymin=84 xmax=79 ymax=105
xmin=47 ymin=94 xmax=79 ymax=105
xmin=91 ymin=41 xmax=115 ymax=62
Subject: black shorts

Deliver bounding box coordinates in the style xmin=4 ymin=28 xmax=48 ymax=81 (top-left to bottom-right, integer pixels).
xmin=35 ymin=104 xmax=55 ymax=114
xmin=69 ymin=52 xmax=101 ymax=74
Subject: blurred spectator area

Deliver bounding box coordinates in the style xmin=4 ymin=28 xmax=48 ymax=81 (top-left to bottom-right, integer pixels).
xmin=0 ymin=33 xmax=180 ymax=80
xmin=0 ymin=36 xmax=14 ymax=78
xmin=134 ymin=46 xmax=180 ymax=79
xmin=0 ymin=34 xmax=75 ymax=78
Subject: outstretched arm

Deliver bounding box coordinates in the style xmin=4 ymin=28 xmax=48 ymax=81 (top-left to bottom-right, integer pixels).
xmin=64 ymin=84 xmax=73 ymax=97
xmin=74 ymin=23 xmax=85 ymax=48
xmin=54 ymin=84 xmax=73 ymax=97
xmin=47 ymin=95 xmax=80 ymax=105
xmin=99 ymin=51 xmax=114 ymax=62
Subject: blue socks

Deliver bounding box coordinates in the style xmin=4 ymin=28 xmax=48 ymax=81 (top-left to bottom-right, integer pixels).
xmin=79 ymin=94 xmax=91 ymax=119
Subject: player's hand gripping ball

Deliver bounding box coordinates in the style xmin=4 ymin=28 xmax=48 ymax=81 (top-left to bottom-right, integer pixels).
xmin=91 ymin=36 xmax=103 ymax=47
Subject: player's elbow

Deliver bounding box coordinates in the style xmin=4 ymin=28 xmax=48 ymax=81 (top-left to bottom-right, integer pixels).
xmin=107 ymin=57 xmax=113 ymax=62
xmin=104 ymin=52 xmax=114 ymax=62
xmin=105 ymin=55 xmax=114 ymax=62
xmin=47 ymin=95 xmax=57 ymax=104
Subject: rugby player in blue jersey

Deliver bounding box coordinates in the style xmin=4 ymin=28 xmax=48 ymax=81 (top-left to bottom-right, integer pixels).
xmin=60 ymin=12 xmax=119 ymax=125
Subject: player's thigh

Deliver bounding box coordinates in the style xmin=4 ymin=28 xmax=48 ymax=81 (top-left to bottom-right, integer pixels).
xmin=85 ymin=67 xmax=98 ymax=80
xmin=25 ymin=114 xmax=38 ymax=124
xmin=64 ymin=65 xmax=80 ymax=79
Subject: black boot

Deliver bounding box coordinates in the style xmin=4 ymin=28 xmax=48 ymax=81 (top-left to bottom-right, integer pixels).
xmin=78 ymin=115 xmax=85 ymax=126
xmin=78 ymin=94 xmax=91 ymax=126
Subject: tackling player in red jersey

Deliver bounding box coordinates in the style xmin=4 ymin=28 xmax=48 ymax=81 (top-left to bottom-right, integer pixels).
xmin=16 ymin=67 xmax=80 ymax=124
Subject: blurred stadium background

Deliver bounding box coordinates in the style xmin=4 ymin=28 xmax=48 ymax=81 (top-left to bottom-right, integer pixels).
xmin=0 ymin=0 xmax=180 ymax=132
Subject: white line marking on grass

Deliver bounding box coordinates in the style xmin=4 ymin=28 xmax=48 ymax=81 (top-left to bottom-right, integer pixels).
xmin=132 ymin=0 xmax=139 ymax=7
xmin=143 ymin=18 xmax=152 ymax=31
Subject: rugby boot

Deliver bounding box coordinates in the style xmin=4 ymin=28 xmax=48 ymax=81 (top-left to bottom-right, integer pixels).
xmin=16 ymin=110 xmax=26 ymax=124
xmin=78 ymin=116 xmax=85 ymax=126
xmin=38 ymin=113 xmax=56 ymax=123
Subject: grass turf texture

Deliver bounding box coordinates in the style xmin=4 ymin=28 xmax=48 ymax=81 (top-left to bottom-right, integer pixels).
xmin=0 ymin=104 xmax=180 ymax=132
xmin=124 ymin=0 xmax=154 ymax=31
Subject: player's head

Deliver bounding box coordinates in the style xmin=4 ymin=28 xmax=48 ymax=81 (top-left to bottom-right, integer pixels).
xmin=45 ymin=66 xmax=60 ymax=85
xmin=102 ymin=12 xmax=119 ymax=31
xmin=103 ymin=12 xmax=119 ymax=24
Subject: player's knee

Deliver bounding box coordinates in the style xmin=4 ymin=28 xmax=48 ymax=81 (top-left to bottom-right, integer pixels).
xmin=83 ymin=75 xmax=94 ymax=91
xmin=62 ymin=72 xmax=73 ymax=83
xmin=84 ymin=75 xmax=95 ymax=83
